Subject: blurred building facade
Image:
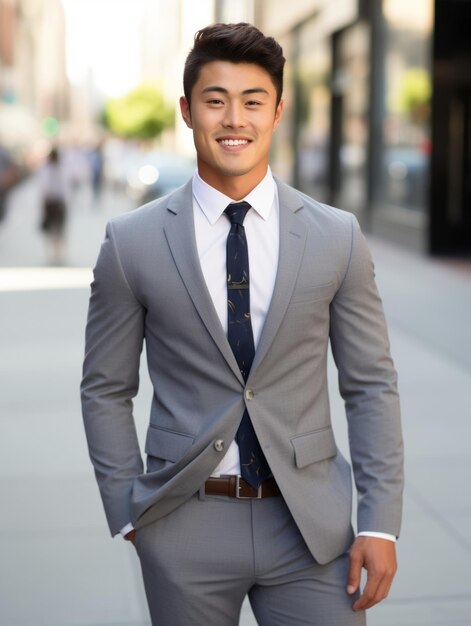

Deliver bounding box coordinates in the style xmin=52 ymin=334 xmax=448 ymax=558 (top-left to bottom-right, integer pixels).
xmin=255 ymin=0 xmax=471 ymax=255
xmin=0 ymin=0 xmax=68 ymax=153
xmin=2 ymin=0 xmax=468 ymax=255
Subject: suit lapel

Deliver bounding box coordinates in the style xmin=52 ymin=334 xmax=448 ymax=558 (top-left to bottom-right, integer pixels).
xmin=250 ymin=179 xmax=307 ymax=374
xmin=163 ymin=182 xmax=243 ymax=384
xmin=163 ymin=178 xmax=306 ymax=383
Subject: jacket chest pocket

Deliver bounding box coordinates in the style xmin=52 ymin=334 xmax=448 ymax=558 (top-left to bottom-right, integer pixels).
xmin=290 ymin=281 xmax=334 ymax=305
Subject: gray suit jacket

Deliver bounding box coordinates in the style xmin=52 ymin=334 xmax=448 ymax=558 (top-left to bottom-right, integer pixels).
xmin=81 ymin=178 xmax=403 ymax=564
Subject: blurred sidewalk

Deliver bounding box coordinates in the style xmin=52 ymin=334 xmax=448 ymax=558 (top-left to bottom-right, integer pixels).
xmin=349 ymin=239 xmax=471 ymax=625
xmin=0 ymin=179 xmax=470 ymax=625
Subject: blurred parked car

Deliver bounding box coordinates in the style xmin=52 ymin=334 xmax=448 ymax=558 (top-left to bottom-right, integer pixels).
xmin=0 ymin=147 xmax=24 ymax=220
xmin=124 ymin=150 xmax=196 ymax=204
xmin=383 ymin=146 xmax=429 ymax=210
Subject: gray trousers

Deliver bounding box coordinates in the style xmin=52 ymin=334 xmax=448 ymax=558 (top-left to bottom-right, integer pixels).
xmin=133 ymin=492 xmax=366 ymax=626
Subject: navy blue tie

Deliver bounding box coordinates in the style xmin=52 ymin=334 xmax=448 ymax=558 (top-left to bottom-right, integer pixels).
xmin=224 ymin=201 xmax=271 ymax=489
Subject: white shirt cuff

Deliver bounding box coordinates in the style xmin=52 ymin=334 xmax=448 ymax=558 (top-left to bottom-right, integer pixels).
xmin=358 ymin=531 xmax=396 ymax=542
xmin=120 ymin=523 xmax=135 ymax=537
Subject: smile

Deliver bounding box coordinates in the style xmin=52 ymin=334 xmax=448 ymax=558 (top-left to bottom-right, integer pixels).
xmin=218 ymin=139 xmax=250 ymax=146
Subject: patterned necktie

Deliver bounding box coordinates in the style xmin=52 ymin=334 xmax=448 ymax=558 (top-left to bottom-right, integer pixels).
xmin=224 ymin=201 xmax=271 ymax=489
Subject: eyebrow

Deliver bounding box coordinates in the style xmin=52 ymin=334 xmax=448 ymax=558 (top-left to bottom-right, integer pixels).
xmin=201 ymin=86 xmax=270 ymax=96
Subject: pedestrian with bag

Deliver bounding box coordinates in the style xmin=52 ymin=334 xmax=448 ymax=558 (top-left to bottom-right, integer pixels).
xmin=40 ymin=147 xmax=68 ymax=264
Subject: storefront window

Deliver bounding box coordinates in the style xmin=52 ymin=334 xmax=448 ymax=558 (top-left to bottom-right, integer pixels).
xmin=269 ymin=33 xmax=295 ymax=184
xmin=335 ymin=21 xmax=370 ymax=214
xmin=285 ymin=20 xmax=331 ymax=200
xmin=269 ymin=22 xmax=331 ymax=199
xmin=294 ymin=20 xmax=331 ymax=201
xmin=381 ymin=0 xmax=433 ymax=212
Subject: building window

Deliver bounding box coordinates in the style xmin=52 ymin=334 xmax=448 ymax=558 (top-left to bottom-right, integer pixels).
xmin=0 ymin=2 xmax=16 ymax=67
xmin=290 ymin=20 xmax=331 ymax=201
xmin=381 ymin=0 xmax=433 ymax=212
xmin=334 ymin=21 xmax=370 ymax=215
xmin=271 ymin=20 xmax=331 ymax=201
xmin=269 ymin=32 xmax=296 ymax=184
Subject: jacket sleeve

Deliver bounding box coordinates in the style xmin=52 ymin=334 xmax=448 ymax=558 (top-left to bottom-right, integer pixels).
xmin=81 ymin=220 xmax=145 ymax=536
xmin=329 ymin=215 xmax=404 ymax=537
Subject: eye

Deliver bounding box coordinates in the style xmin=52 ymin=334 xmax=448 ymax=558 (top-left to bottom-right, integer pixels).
xmin=207 ymin=99 xmax=224 ymax=106
xmin=246 ymin=100 xmax=262 ymax=107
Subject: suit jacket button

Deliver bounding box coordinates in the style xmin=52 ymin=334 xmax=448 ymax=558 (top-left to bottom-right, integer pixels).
xmin=214 ymin=439 xmax=225 ymax=452
xmin=245 ymin=389 xmax=254 ymax=401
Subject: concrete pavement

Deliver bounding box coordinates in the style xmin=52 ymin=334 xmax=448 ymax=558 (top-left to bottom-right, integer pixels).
xmin=1 ymin=177 xmax=470 ymax=625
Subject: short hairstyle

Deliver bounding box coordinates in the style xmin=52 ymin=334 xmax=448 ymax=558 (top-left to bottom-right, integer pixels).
xmin=183 ymin=23 xmax=285 ymax=107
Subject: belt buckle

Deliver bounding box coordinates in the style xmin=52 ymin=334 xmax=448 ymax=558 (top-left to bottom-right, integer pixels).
xmin=236 ymin=475 xmax=262 ymax=499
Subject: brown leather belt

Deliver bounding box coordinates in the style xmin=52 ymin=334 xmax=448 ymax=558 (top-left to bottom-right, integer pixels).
xmin=204 ymin=476 xmax=280 ymax=499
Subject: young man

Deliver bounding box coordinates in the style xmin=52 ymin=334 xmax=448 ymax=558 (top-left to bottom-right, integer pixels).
xmin=81 ymin=23 xmax=403 ymax=626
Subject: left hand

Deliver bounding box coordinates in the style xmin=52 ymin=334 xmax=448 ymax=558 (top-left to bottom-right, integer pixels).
xmin=347 ymin=536 xmax=397 ymax=612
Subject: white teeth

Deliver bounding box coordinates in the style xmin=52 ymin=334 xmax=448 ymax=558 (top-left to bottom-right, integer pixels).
xmin=219 ymin=139 xmax=248 ymax=146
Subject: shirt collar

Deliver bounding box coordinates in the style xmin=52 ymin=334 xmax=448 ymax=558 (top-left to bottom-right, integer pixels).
xmin=192 ymin=167 xmax=276 ymax=225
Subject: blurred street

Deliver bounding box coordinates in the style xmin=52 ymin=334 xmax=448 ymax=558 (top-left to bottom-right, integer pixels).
xmin=1 ymin=176 xmax=471 ymax=626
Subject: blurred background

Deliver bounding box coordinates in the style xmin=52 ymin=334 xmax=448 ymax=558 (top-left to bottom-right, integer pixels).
xmin=0 ymin=1 xmax=470 ymax=625
xmin=1 ymin=0 xmax=470 ymax=256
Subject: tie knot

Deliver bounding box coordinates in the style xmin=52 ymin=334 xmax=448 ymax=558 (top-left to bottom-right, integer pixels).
xmin=224 ymin=201 xmax=251 ymax=226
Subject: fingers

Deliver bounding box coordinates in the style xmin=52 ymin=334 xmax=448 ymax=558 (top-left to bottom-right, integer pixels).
xmin=352 ymin=566 xmax=394 ymax=611
xmin=346 ymin=549 xmax=362 ymax=595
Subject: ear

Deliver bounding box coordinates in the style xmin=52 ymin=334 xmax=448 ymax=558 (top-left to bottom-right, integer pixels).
xmin=180 ymin=96 xmax=192 ymax=129
xmin=273 ymin=99 xmax=284 ymax=130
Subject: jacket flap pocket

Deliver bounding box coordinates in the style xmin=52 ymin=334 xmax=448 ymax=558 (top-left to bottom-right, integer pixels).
xmin=291 ymin=427 xmax=337 ymax=469
xmin=145 ymin=425 xmax=194 ymax=462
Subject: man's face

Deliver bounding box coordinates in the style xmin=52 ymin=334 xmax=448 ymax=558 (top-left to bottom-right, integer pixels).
xmin=180 ymin=61 xmax=283 ymax=193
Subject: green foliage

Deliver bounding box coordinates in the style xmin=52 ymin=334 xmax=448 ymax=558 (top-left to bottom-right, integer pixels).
xmin=399 ymin=68 xmax=431 ymax=120
xmin=390 ymin=68 xmax=431 ymax=123
xmin=103 ymin=84 xmax=174 ymax=140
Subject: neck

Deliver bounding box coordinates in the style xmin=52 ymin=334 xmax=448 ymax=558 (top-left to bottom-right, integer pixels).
xmin=197 ymin=163 xmax=268 ymax=200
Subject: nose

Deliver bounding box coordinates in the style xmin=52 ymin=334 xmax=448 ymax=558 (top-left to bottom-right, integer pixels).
xmin=222 ymin=102 xmax=246 ymax=128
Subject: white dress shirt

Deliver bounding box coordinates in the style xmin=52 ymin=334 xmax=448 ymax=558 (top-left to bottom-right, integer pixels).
xmin=121 ymin=167 xmax=395 ymax=542
xmin=193 ymin=167 xmax=279 ymax=477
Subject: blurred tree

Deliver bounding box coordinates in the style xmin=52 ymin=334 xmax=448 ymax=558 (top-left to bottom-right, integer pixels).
xmin=103 ymin=85 xmax=174 ymax=140
xmin=395 ymin=68 xmax=431 ymax=124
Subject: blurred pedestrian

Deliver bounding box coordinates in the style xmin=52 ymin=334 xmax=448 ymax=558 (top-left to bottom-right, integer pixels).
xmin=62 ymin=140 xmax=89 ymax=192
xmin=39 ymin=147 xmax=68 ymax=264
xmin=87 ymin=140 xmax=104 ymax=199
xmin=81 ymin=23 xmax=403 ymax=626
